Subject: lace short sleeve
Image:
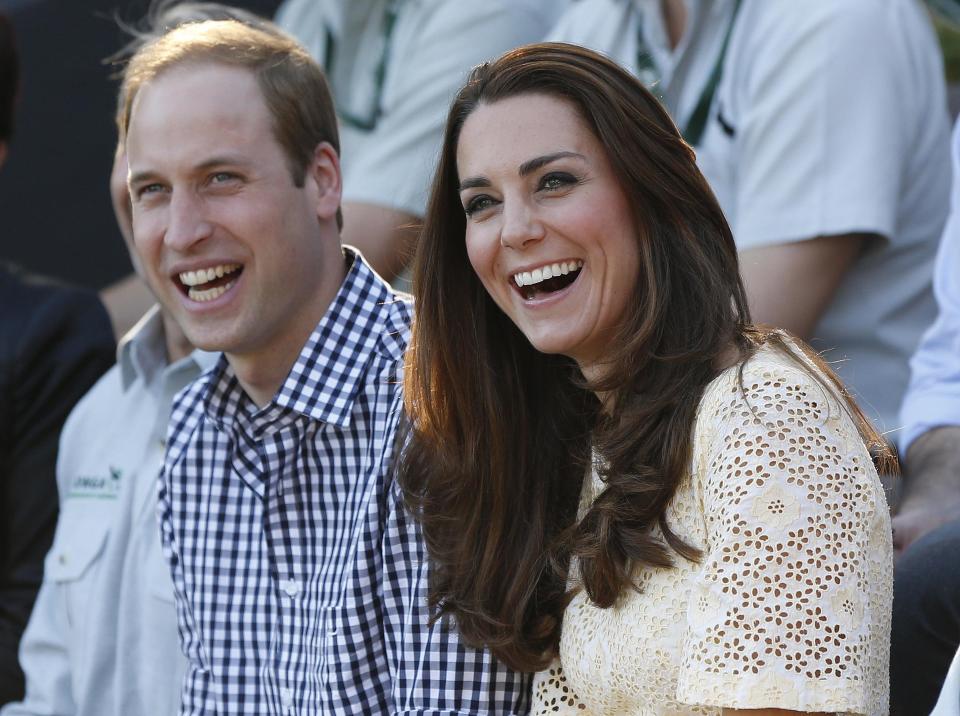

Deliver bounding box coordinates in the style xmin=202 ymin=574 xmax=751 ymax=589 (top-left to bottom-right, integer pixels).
xmin=532 ymin=659 xmax=589 ymax=713
xmin=677 ymin=355 xmax=892 ymax=714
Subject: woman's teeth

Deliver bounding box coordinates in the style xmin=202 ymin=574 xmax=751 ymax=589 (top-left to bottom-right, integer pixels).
xmin=513 ymin=259 xmax=583 ymax=288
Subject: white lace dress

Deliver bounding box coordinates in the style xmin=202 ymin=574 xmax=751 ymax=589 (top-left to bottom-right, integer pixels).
xmin=533 ymin=347 xmax=893 ymax=715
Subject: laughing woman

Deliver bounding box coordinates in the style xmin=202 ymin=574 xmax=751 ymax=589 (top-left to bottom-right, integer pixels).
xmin=399 ymin=43 xmax=893 ymax=715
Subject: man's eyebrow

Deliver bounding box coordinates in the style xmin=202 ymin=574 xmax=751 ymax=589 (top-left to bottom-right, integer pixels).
xmin=458 ymin=151 xmax=585 ymax=192
xmin=193 ymin=155 xmax=253 ymax=172
xmin=128 ymin=156 xmax=253 ymax=185
xmin=128 ymin=169 xmax=161 ymax=186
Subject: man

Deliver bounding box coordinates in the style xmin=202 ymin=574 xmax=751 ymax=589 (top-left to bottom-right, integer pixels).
xmin=549 ymin=0 xmax=951 ymax=436
xmin=891 ymin=116 xmax=960 ymax=715
xmin=0 ymin=14 xmax=115 ymax=704
xmin=119 ymin=20 xmax=526 ymax=713
xmin=274 ymin=0 xmax=569 ymax=283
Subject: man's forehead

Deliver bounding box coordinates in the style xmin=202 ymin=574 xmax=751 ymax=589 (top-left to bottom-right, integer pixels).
xmin=126 ymin=62 xmax=269 ymax=159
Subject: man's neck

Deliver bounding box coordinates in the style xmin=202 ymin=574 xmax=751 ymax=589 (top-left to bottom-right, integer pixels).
xmin=660 ymin=0 xmax=688 ymax=50
xmin=229 ymin=254 xmax=349 ymax=409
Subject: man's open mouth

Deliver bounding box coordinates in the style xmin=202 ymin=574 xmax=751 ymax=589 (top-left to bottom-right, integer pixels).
xmin=177 ymin=263 xmax=243 ymax=302
xmin=512 ymin=260 xmax=583 ymax=300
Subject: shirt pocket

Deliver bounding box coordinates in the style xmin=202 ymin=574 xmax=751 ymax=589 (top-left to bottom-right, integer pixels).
xmin=43 ymin=505 xmax=110 ymax=630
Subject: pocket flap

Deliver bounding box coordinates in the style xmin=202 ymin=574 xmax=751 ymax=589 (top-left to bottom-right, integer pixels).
xmin=44 ymin=508 xmax=110 ymax=582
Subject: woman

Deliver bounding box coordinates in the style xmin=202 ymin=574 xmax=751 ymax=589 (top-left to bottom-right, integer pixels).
xmin=399 ymin=43 xmax=893 ymax=715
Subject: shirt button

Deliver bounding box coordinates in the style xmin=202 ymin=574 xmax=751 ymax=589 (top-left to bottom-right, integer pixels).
xmin=280 ymin=687 xmax=294 ymax=709
xmin=58 ymin=553 xmax=68 ymax=565
xmin=280 ymin=578 xmax=300 ymax=599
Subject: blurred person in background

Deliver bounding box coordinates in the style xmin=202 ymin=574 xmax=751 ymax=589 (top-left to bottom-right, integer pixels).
xmin=0 ymin=7 xmax=292 ymax=716
xmin=891 ymin=114 xmax=960 ymax=715
xmin=274 ymin=0 xmax=571 ymax=283
xmin=0 ymin=14 xmax=115 ymax=706
xmin=548 ymin=0 xmax=952 ymax=441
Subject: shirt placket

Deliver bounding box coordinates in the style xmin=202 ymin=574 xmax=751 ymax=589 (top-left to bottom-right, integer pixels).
xmin=261 ymin=420 xmax=307 ymax=715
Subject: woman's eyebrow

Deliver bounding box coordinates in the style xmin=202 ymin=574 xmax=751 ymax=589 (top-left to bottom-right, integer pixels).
xmin=459 ymin=175 xmax=490 ymax=191
xmin=518 ymin=151 xmax=584 ymax=177
xmin=459 ymin=151 xmax=586 ymax=191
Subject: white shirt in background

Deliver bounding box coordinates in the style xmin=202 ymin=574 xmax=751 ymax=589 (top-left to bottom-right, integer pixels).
xmin=550 ymin=0 xmax=952 ymax=435
xmin=276 ymin=0 xmax=572 ymax=219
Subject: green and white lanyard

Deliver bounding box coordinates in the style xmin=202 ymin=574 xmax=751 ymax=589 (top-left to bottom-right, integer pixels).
xmin=324 ymin=0 xmax=401 ymax=131
xmin=635 ymin=0 xmax=742 ymax=146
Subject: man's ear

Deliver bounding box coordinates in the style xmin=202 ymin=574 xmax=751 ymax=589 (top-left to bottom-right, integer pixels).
xmin=307 ymin=141 xmax=342 ymax=224
xmin=0 ymin=141 xmax=7 ymax=171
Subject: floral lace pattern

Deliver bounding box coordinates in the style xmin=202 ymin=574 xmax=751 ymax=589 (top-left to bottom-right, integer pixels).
xmin=532 ymin=347 xmax=892 ymax=715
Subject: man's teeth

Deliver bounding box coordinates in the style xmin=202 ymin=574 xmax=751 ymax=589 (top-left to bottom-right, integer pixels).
xmin=178 ymin=263 xmax=240 ymax=287
xmin=188 ymin=280 xmax=236 ymax=302
xmin=513 ymin=260 xmax=584 ymax=288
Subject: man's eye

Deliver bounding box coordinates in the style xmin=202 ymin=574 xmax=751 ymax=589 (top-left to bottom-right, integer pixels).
xmin=136 ymin=183 xmax=164 ymax=199
xmin=464 ymin=195 xmax=496 ymax=217
xmin=540 ymin=172 xmax=577 ymax=192
xmin=211 ymin=172 xmax=237 ymax=184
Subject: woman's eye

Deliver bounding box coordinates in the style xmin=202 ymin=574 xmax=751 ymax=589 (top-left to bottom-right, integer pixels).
xmin=464 ymin=195 xmax=496 ymax=216
xmin=540 ymin=172 xmax=577 ymax=191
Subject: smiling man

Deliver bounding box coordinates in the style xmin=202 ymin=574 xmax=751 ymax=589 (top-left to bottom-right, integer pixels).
xmin=118 ymin=20 xmax=527 ymax=714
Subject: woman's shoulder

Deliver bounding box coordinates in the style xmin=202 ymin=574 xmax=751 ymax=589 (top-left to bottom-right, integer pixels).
xmin=692 ymin=340 xmax=865 ymax=472
xmin=699 ymin=341 xmax=843 ymax=420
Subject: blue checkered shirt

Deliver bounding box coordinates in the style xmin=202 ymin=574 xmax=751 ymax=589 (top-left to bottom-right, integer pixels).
xmin=158 ymin=254 xmax=530 ymax=714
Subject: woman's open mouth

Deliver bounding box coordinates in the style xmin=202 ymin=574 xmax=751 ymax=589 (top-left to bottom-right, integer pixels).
xmin=512 ymin=260 xmax=583 ymax=300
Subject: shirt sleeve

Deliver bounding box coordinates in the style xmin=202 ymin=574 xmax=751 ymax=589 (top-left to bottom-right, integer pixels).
xmin=676 ymin=357 xmax=892 ymax=713
xmin=725 ymin=1 xmax=930 ymax=248
xmin=898 ymin=120 xmax=960 ymax=454
xmin=381 ymin=478 xmax=532 ymax=714
xmin=340 ymin=0 xmax=562 ymax=217
xmin=156 ymin=463 xmax=209 ymax=716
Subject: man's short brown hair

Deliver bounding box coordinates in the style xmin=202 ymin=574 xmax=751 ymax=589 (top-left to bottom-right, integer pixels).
xmin=118 ymin=19 xmax=339 ymax=195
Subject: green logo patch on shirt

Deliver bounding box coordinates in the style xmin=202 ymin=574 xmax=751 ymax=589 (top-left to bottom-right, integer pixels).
xmin=66 ymin=466 xmax=123 ymax=499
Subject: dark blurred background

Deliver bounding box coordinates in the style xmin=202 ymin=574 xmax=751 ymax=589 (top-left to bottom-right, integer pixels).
xmin=0 ymin=0 xmax=281 ymax=290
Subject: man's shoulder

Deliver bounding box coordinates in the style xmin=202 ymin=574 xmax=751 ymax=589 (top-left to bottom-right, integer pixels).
xmin=0 ymin=265 xmax=114 ymax=370
xmin=165 ymin=369 xmax=218 ymax=466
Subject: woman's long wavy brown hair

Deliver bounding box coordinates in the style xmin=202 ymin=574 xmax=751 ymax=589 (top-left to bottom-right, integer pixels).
xmin=398 ymin=42 xmax=892 ymax=673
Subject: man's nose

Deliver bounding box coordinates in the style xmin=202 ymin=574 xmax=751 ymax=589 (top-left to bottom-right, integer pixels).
xmin=499 ymin=200 xmax=545 ymax=250
xmin=164 ymin=190 xmax=213 ymax=251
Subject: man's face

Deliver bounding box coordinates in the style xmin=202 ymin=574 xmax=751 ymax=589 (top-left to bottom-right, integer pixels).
xmin=126 ymin=62 xmax=342 ymax=365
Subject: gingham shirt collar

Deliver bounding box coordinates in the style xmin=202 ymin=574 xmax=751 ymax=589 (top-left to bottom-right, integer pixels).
xmin=201 ymin=249 xmax=388 ymax=433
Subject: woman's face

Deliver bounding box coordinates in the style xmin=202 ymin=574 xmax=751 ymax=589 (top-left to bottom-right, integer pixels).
xmin=457 ymin=93 xmax=640 ymax=373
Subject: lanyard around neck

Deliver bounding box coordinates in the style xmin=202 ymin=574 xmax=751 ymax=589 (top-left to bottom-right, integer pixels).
xmin=636 ymin=0 xmax=742 ymax=146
